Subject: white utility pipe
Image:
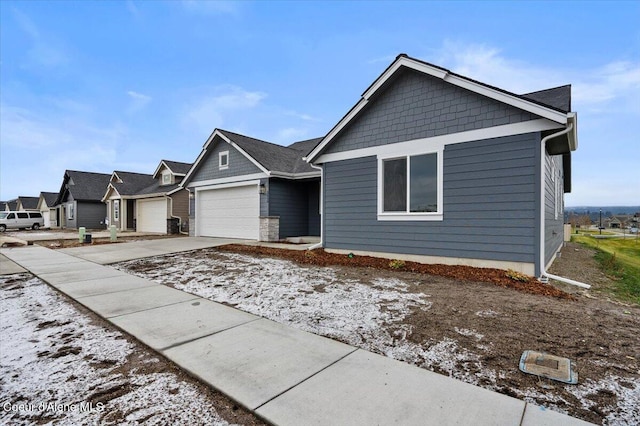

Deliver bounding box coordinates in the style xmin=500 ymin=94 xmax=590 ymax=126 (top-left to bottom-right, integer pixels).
xmin=308 ymin=163 xmax=323 ymax=251
xmin=538 ymin=123 xmax=590 ymax=289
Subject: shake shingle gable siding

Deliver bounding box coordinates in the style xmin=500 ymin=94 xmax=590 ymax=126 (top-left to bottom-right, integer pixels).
xmin=324 ymin=69 xmax=538 ymax=155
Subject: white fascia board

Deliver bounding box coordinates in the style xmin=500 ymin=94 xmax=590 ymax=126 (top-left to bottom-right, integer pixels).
xmin=152 ymin=160 xmax=169 ymax=179
xmin=269 ymin=171 xmax=321 ymax=180
xmin=217 ymin=133 xmax=271 ymax=175
xmin=305 ymin=98 xmax=369 ymax=163
xmin=182 ymin=129 xmax=225 ymax=184
xmin=362 ymin=58 xmax=448 ymax=100
xmin=101 ymin=184 xmax=120 ymax=203
xmin=186 ymin=172 xmax=268 ymax=189
xmin=443 ymin=73 xmax=568 ymax=124
xmin=314 ymin=118 xmax=561 ymax=164
xmin=166 ymin=186 xmax=185 ymax=196
xmin=194 ymin=180 xmax=260 ymax=193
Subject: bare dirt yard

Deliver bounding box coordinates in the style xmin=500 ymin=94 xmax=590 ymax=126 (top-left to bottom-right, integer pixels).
xmin=0 ymin=273 xmax=265 ymax=426
xmin=116 ymin=242 xmax=640 ymax=425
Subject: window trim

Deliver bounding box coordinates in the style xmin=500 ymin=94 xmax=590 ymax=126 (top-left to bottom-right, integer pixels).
xmin=162 ymin=172 xmax=172 ymax=185
xmin=377 ymin=147 xmax=444 ymax=221
xmin=219 ymin=151 xmax=229 ymax=170
xmin=113 ymin=200 xmax=120 ymax=221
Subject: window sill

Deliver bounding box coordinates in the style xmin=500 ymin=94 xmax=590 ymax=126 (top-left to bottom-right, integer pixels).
xmin=377 ymin=213 xmax=443 ymax=221
xmin=219 ymin=165 xmax=229 ymax=170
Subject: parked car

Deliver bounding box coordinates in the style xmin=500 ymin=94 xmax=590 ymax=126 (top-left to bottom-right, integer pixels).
xmin=0 ymin=211 xmax=44 ymax=232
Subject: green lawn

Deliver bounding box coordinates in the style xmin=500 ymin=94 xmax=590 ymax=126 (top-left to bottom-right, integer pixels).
xmin=572 ymin=235 xmax=640 ymax=304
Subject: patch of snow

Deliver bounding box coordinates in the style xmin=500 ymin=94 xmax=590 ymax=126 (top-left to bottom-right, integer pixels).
xmin=564 ymin=375 xmax=640 ymax=426
xmin=475 ymin=309 xmax=500 ymax=318
xmin=454 ymin=327 xmax=484 ymax=341
xmin=0 ymin=273 xmax=233 ymax=425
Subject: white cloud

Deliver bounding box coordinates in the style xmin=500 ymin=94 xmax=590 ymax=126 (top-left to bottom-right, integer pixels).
xmin=0 ymin=101 xmax=125 ymax=199
xmin=181 ymin=86 xmax=267 ymax=136
xmin=126 ymin=90 xmax=152 ymax=114
xmin=275 ymin=127 xmax=308 ymax=143
xmin=435 ymin=40 xmax=640 ymax=114
xmin=284 ymin=110 xmax=321 ymax=122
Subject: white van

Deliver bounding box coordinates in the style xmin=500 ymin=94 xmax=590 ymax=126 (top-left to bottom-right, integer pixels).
xmin=0 ymin=211 xmax=45 ymax=232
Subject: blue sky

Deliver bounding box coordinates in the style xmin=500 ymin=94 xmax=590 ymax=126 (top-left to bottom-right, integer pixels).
xmin=1 ymin=1 xmax=638 ymax=206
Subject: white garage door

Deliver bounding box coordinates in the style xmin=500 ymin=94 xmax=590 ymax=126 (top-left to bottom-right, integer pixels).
xmin=137 ymin=198 xmax=167 ymax=233
xmin=197 ymin=185 xmax=259 ymax=239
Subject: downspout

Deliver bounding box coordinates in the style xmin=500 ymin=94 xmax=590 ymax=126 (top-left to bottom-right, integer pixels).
xmin=538 ymin=123 xmax=590 ymax=289
xmin=165 ymin=195 xmax=188 ymax=235
xmin=308 ymin=163 xmax=323 ymax=250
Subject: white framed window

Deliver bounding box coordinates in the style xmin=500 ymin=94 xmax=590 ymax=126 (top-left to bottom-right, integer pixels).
xmin=219 ymin=151 xmax=229 ymax=170
xmin=377 ymin=148 xmax=443 ymax=221
xmin=113 ymin=200 xmax=120 ymax=221
xmin=162 ymin=172 xmax=171 ymax=185
xmin=67 ymin=203 xmax=74 ymax=220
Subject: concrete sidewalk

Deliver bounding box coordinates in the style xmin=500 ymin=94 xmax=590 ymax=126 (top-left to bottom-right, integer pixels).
xmin=1 ymin=245 xmax=593 ymax=425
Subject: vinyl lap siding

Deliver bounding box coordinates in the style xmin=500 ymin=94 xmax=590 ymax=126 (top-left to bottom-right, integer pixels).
xmin=323 ymin=133 xmax=539 ymax=264
xmin=544 ymin=153 xmax=564 ymax=266
xmin=268 ymin=179 xmax=320 ymax=238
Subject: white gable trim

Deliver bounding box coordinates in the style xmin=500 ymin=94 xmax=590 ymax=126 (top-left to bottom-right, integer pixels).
xmin=314 ymin=118 xmax=561 ymax=164
xmin=182 ymin=129 xmax=270 ymax=185
xmin=153 ymin=161 xmax=170 ymax=179
xmin=101 ymin=184 xmax=121 ymax=203
xmin=306 ymin=56 xmax=570 ymax=163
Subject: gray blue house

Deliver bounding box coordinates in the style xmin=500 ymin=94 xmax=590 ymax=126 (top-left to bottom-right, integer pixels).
xmin=55 ymin=170 xmax=111 ymax=229
xmin=305 ymin=54 xmax=577 ymax=277
xmin=182 ymin=129 xmax=321 ymax=241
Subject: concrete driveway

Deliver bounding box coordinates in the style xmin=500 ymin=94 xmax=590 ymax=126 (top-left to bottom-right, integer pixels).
xmin=59 ymin=237 xmax=247 ymax=264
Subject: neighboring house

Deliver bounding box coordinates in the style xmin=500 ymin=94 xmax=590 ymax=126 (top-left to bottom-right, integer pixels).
xmin=101 ymin=160 xmax=191 ymax=234
xmin=182 ymin=129 xmax=322 ymax=241
xmin=37 ymin=192 xmax=59 ymax=228
xmin=54 ymin=170 xmax=111 ymax=229
xmin=3 ymin=199 xmax=18 ymax=212
xmin=305 ymin=54 xmax=578 ymax=277
xmin=0 ymin=202 xmax=8 ymax=212
xmin=16 ymin=196 xmax=40 ymax=211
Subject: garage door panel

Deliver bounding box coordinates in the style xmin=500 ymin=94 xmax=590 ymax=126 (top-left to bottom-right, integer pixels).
xmin=137 ymin=199 xmax=167 ymax=233
xmin=197 ymin=185 xmax=259 ymax=239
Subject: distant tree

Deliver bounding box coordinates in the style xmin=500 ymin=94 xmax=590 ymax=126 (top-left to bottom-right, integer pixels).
xmin=578 ymin=214 xmax=591 ymax=228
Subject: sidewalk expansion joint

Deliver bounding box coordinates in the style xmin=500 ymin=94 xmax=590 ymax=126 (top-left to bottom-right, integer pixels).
xmin=101 ymin=296 xmax=202 ymax=319
xmin=253 ymin=347 xmax=360 ymax=411
xmin=158 ymin=317 xmax=263 ymax=352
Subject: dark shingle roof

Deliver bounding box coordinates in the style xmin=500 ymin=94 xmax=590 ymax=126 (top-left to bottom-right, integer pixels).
xmin=64 ymin=170 xmax=112 ymax=201
xmin=41 ymin=192 xmax=59 ymax=207
xmin=111 ymin=171 xmax=157 ymax=196
xmin=390 ymin=54 xmax=572 ymax=114
xmin=162 ymin=160 xmax=192 ymax=175
xmin=218 ymin=130 xmax=322 ymax=175
xmin=520 ymin=85 xmax=571 ymax=113
xmin=18 ymin=196 xmax=39 ymax=210
xmin=6 ymin=199 xmax=18 ymax=210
